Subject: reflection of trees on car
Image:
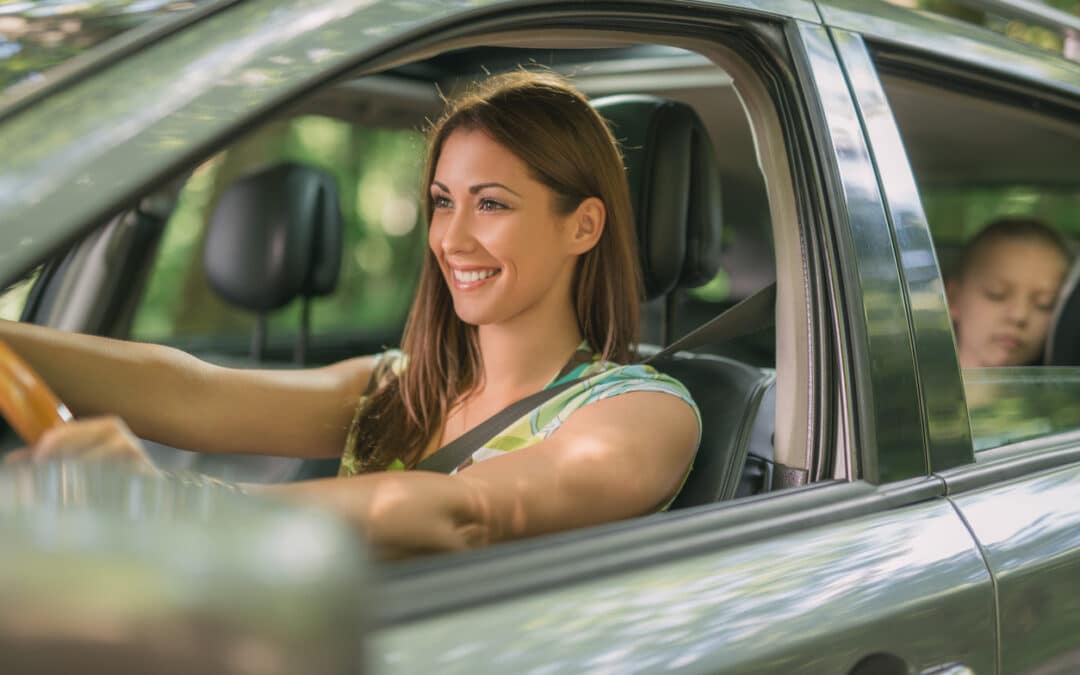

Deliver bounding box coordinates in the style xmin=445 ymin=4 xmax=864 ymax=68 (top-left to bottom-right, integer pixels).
xmin=903 ymin=0 xmax=1080 ymax=57
xmin=0 ymin=1 xmax=214 ymax=92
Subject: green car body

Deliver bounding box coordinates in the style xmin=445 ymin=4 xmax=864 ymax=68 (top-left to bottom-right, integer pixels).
xmin=1 ymin=1 xmax=1079 ymax=673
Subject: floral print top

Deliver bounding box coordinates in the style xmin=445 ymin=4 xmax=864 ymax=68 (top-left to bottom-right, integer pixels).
xmin=337 ymin=345 xmax=701 ymax=508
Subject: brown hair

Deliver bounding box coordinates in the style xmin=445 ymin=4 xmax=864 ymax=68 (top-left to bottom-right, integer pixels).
xmin=953 ymin=217 xmax=1071 ymax=281
xmin=347 ymin=70 xmax=642 ymax=472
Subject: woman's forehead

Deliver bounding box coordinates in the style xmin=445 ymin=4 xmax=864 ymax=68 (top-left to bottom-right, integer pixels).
xmin=435 ymin=130 xmax=522 ymax=176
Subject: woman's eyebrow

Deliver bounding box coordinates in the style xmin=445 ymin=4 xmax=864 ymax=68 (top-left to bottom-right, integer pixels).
xmin=470 ymin=182 xmax=521 ymax=197
xmin=431 ymin=181 xmax=449 ymax=192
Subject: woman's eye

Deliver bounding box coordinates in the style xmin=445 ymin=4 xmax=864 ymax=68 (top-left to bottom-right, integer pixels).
xmin=478 ymin=198 xmax=506 ymax=212
xmin=433 ymin=195 xmax=452 ymax=209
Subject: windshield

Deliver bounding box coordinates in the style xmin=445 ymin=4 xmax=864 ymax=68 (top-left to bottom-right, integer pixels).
xmin=0 ymin=0 xmax=213 ymax=95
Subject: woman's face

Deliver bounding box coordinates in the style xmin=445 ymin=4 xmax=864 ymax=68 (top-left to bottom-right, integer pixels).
xmin=947 ymin=237 xmax=1069 ymax=368
xmin=428 ymin=129 xmax=599 ymax=327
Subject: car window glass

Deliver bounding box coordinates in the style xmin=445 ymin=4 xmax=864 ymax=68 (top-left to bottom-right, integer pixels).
xmin=130 ymin=116 xmax=425 ymax=356
xmin=965 ymin=367 xmax=1080 ymax=451
xmin=878 ymin=71 xmax=1080 ymax=453
xmin=0 ymin=0 xmax=214 ymax=95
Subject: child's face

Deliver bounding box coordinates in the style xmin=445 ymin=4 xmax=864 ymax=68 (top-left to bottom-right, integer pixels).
xmin=947 ymin=237 xmax=1069 ymax=368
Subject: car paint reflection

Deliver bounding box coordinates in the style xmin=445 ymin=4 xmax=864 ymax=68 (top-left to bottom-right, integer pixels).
xmin=375 ymin=500 xmax=993 ymax=674
xmin=953 ymin=463 xmax=1080 ymax=674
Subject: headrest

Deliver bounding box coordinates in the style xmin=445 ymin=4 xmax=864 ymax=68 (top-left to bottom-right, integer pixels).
xmin=592 ymin=95 xmax=723 ymax=299
xmin=204 ymin=163 xmax=343 ymax=313
xmin=1045 ymin=260 xmax=1080 ymax=365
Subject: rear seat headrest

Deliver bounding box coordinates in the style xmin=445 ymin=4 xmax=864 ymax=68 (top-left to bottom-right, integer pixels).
xmin=1046 ymin=260 xmax=1080 ymax=365
xmin=204 ymin=162 xmax=343 ymax=313
xmin=592 ymin=95 xmax=723 ymax=299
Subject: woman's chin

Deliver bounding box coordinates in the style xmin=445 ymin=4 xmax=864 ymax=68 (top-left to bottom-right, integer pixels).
xmin=451 ymin=303 xmax=495 ymax=327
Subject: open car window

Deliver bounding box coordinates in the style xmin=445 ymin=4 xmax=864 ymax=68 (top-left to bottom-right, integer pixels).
xmin=20 ymin=31 xmax=824 ymax=524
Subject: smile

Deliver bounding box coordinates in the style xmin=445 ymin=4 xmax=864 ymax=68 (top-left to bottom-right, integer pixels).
xmin=451 ymin=267 xmax=501 ymax=288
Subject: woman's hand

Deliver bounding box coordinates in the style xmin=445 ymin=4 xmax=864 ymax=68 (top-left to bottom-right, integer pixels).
xmin=4 ymin=416 xmax=159 ymax=475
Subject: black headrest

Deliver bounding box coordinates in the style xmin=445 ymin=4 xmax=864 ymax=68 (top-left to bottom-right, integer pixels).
xmin=1046 ymin=260 xmax=1080 ymax=365
xmin=204 ymin=163 xmax=343 ymax=313
xmin=592 ymin=95 xmax=723 ymax=299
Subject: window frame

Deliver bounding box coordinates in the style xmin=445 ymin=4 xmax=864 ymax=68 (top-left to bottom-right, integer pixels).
xmin=849 ymin=28 xmax=1080 ymax=482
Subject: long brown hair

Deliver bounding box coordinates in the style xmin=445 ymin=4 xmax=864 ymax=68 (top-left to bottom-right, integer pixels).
xmin=348 ymin=70 xmax=642 ymax=472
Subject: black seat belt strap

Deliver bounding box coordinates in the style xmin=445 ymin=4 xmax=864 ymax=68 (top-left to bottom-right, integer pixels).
xmin=414 ymin=282 xmax=777 ymax=474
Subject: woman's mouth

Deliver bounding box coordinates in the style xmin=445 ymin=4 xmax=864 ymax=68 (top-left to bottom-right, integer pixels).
xmin=450 ymin=267 xmax=501 ymax=290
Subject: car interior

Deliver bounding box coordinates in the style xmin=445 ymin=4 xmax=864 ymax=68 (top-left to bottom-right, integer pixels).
xmin=2 ymin=34 xmax=826 ymax=531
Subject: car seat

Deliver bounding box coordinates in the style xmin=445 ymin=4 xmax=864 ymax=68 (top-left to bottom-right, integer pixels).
xmin=204 ymin=162 xmax=343 ymax=365
xmin=143 ymin=162 xmax=344 ymax=482
xmin=592 ymin=95 xmax=778 ymax=507
xmin=1045 ymin=259 xmax=1080 ymax=366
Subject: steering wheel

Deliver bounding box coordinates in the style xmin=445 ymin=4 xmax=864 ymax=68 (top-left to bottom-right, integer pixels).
xmin=0 ymin=340 xmax=72 ymax=444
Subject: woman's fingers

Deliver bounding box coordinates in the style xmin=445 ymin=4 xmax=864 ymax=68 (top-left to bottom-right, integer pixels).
xmin=32 ymin=416 xmax=151 ymax=468
xmin=34 ymin=418 xmax=114 ymax=461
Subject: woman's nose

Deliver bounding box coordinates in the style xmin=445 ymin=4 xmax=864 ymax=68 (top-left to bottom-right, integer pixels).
xmin=438 ymin=208 xmax=476 ymax=255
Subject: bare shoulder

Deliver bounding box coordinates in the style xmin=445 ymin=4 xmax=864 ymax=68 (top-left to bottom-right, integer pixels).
xmin=557 ymin=390 xmax=699 ymax=458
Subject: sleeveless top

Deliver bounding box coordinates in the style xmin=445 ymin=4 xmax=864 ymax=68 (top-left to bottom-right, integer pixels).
xmin=337 ymin=345 xmax=701 ymax=508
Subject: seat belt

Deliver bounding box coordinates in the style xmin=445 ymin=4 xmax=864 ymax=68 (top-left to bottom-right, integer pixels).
xmin=415 ymin=282 xmax=777 ymax=474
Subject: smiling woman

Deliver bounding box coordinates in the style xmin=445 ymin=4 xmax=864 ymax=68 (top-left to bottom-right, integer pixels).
xmin=0 ymin=69 xmax=701 ymax=560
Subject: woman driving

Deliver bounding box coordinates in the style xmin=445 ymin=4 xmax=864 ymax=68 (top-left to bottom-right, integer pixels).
xmin=0 ymin=71 xmax=701 ymax=559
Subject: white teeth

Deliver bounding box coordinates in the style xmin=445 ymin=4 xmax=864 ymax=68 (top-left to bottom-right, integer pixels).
xmin=454 ymin=268 xmax=498 ymax=283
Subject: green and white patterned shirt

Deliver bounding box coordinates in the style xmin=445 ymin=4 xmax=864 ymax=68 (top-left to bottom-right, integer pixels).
xmin=338 ymin=346 xmax=701 ymax=507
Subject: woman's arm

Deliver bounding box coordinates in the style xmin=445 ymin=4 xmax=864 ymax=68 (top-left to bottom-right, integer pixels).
xmin=264 ymin=390 xmax=699 ymax=558
xmin=0 ymin=320 xmax=375 ymax=458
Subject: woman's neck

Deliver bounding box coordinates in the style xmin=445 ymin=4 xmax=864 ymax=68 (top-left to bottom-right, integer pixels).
xmin=474 ymin=300 xmax=583 ymax=401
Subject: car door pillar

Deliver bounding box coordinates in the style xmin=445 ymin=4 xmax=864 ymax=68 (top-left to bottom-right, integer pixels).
xmin=788 ymin=21 xmax=928 ymax=483
xmin=827 ymin=28 xmax=974 ymax=474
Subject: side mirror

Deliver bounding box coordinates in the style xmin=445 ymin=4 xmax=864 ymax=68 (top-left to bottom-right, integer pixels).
xmin=0 ymin=461 xmax=369 ymax=675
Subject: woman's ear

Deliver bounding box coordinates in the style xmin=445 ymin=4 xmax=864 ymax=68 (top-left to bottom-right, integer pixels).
xmin=566 ymin=197 xmax=606 ymax=255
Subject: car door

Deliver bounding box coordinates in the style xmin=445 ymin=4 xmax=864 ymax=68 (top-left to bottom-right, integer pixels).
xmin=826 ymin=4 xmax=1080 ymax=673
xmin=364 ymin=7 xmax=996 ymax=674
xmin=0 ymin=0 xmax=996 ymax=672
